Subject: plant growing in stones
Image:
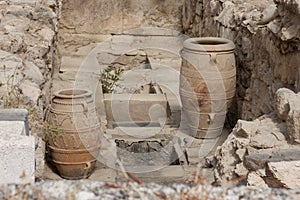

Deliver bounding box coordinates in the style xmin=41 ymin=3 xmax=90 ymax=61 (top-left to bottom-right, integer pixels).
xmin=42 ymin=122 xmax=64 ymax=144
xmin=0 ymin=64 xmax=24 ymax=107
xmin=99 ymin=67 xmax=124 ymax=93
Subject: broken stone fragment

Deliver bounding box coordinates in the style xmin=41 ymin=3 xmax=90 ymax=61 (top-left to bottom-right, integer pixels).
xmin=235 ymin=120 xmax=258 ymax=138
xmin=287 ymin=109 xmax=300 ymax=144
xmin=275 ymin=88 xmax=295 ymax=121
xmin=282 ymin=92 xmax=300 ymax=144
xmin=247 ymin=171 xmax=268 ymax=188
xmin=266 ymin=161 xmax=300 ymax=189
xmin=234 ymin=163 xmax=248 ymax=177
xmin=249 ymin=129 xmax=287 ymax=149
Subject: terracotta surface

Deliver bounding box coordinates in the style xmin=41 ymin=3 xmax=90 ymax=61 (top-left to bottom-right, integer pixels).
xmin=180 ymin=37 xmax=236 ymax=139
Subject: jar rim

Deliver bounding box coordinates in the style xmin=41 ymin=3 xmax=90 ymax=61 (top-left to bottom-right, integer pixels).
xmin=183 ymin=37 xmax=235 ymax=52
xmin=54 ymin=89 xmax=93 ymax=99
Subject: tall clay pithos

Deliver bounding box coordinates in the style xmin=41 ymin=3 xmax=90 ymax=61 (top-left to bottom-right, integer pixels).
xmin=47 ymin=89 xmax=101 ymax=179
xmin=180 ymin=37 xmax=236 ymax=139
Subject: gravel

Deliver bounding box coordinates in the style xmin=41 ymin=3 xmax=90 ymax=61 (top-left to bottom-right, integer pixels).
xmin=0 ymin=180 xmax=299 ymax=200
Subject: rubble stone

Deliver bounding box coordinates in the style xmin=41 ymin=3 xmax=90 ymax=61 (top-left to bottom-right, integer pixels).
xmin=266 ymin=161 xmax=300 ymax=189
xmin=287 ymin=109 xmax=300 ymax=144
xmin=235 ymin=120 xmax=258 ymax=138
xmin=250 ymin=129 xmax=287 ymax=149
xmin=247 ymin=171 xmax=268 ymax=188
xmin=275 ymin=88 xmax=296 ymax=121
xmin=183 ymin=0 xmax=300 ymax=121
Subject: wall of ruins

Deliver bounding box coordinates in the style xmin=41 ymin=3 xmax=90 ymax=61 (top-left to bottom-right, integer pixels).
xmin=0 ymin=0 xmax=60 ymax=134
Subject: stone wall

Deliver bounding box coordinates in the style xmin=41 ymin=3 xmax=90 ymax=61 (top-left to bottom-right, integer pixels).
xmin=0 ymin=0 xmax=59 ymax=131
xmin=0 ymin=0 xmax=60 ymax=178
xmin=59 ymin=0 xmax=184 ymax=35
xmin=55 ymin=0 xmax=184 ymax=91
xmin=182 ymin=0 xmax=300 ymax=121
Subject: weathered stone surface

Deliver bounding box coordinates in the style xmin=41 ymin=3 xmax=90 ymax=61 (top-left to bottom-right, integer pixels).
xmin=235 ymin=119 xmax=258 ymax=138
xmin=266 ymin=161 xmax=300 ymax=189
xmin=213 ymin=112 xmax=292 ymax=185
xmin=287 ymin=109 xmax=300 ymax=144
xmin=245 ymin=147 xmax=300 ymax=171
xmin=275 ymin=88 xmax=296 ymax=121
xmin=247 ymin=171 xmax=268 ymax=188
xmin=104 ymin=93 xmax=169 ymax=127
xmin=59 ymin=0 xmax=183 ymax=35
xmin=0 ymin=120 xmax=35 ymax=184
xmin=250 ymin=129 xmax=287 ymax=149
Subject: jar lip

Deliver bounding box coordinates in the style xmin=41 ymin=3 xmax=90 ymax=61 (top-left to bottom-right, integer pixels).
xmin=54 ymin=89 xmax=92 ymax=99
xmin=183 ymin=37 xmax=235 ymax=52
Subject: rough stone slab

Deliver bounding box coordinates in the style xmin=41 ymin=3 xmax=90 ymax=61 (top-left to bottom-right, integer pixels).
xmin=235 ymin=120 xmax=258 ymax=138
xmin=247 ymin=171 xmax=268 ymax=188
xmin=245 ymin=147 xmax=300 ymax=170
xmin=104 ymin=94 xmax=169 ymax=127
xmin=249 ymin=129 xmax=288 ymax=149
xmin=266 ymin=161 xmax=300 ymax=189
xmin=57 ymin=33 xmax=111 ymax=56
xmin=116 ymin=166 xmax=186 ymax=184
xmin=35 ymin=137 xmax=45 ymax=179
xmin=275 ymin=88 xmax=295 ymax=121
xmin=106 ymin=127 xmax=175 ymax=142
xmin=88 ymin=167 xmax=117 ymax=183
xmin=287 ymin=109 xmax=300 ymax=144
xmin=0 ymin=135 xmax=35 ymax=184
xmin=59 ymin=56 xmax=86 ymax=72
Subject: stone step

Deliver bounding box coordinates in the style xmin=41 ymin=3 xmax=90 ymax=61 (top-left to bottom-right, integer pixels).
xmin=106 ymin=127 xmax=177 ymax=142
xmin=116 ymin=165 xmax=187 ymax=184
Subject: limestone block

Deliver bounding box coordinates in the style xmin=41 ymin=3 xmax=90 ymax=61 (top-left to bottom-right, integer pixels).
xmin=234 ymin=163 xmax=248 ymax=177
xmin=235 ymin=120 xmax=258 ymax=138
xmin=266 ymin=161 xmax=300 ymax=189
xmin=59 ymin=0 xmax=123 ymax=35
xmin=0 ymin=122 xmax=35 ymax=184
xmin=0 ymin=121 xmax=25 ymax=136
xmin=247 ymin=171 xmax=268 ymax=188
xmin=122 ymin=0 xmax=183 ymax=32
xmin=23 ymin=61 xmax=45 ymax=86
xmin=275 ymin=88 xmax=295 ymax=121
xmin=104 ymin=94 xmax=169 ymax=127
xmin=287 ymin=109 xmax=300 ymax=144
xmin=249 ymin=130 xmax=287 ymax=149
xmin=35 ymin=137 xmax=45 ymax=178
xmin=245 ymin=147 xmax=300 ymax=170
xmin=19 ymin=80 xmax=41 ymax=105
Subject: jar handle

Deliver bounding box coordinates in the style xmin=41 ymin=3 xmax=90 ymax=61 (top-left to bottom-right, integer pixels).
xmin=84 ymin=161 xmax=92 ymax=170
xmin=209 ymin=53 xmax=217 ymax=65
xmin=208 ymin=113 xmax=215 ymax=124
xmin=81 ymin=102 xmax=88 ymax=112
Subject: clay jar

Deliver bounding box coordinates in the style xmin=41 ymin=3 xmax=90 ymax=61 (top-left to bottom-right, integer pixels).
xmin=180 ymin=37 xmax=236 ymax=139
xmin=47 ymin=89 xmax=101 ymax=179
